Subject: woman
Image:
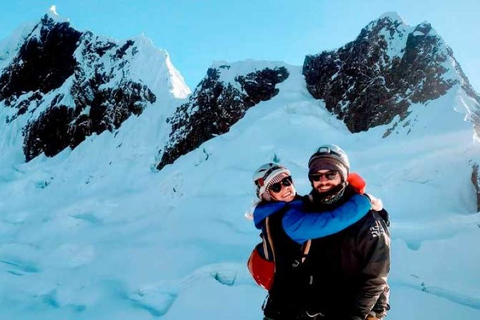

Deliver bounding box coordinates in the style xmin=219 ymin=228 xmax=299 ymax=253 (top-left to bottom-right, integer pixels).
xmin=251 ymin=162 xmax=376 ymax=320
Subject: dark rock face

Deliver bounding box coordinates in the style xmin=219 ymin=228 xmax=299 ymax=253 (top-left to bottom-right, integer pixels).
xmin=23 ymin=103 xmax=74 ymax=160
xmin=303 ymin=16 xmax=479 ymax=134
xmin=472 ymin=163 xmax=480 ymax=212
xmin=0 ymin=15 xmax=156 ymax=161
xmin=23 ymin=79 xmax=155 ymax=161
xmin=0 ymin=16 xmax=81 ymax=105
xmin=156 ymin=66 xmax=289 ymax=170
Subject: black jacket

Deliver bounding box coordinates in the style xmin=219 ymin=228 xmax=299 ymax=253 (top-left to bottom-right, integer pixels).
xmin=303 ymin=186 xmax=391 ymax=320
xmin=260 ymin=196 xmax=311 ymax=319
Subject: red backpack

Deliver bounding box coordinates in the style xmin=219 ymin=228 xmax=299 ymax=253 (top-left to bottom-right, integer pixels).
xmin=247 ymin=216 xmax=312 ymax=290
xmin=247 ymin=173 xmax=366 ymax=290
xmin=247 ymin=217 xmax=276 ymax=290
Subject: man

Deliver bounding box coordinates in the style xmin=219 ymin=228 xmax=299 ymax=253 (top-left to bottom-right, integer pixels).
xmin=303 ymin=144 xmax=390 ymax=320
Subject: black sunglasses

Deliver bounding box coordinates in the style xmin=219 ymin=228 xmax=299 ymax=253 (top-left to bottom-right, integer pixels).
xmin=269 ymin=176 xmax=293 ymax=193
xmin=309 ymin=171 xmax=338 ymax=182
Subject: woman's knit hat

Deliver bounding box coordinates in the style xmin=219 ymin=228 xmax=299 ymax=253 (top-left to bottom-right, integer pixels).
xmin=253 ymin=163 xmax=291 ymax=200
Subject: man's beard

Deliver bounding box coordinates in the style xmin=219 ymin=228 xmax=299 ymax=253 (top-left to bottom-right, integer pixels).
xmin=311 ymin=182 xmax=347 ymax=204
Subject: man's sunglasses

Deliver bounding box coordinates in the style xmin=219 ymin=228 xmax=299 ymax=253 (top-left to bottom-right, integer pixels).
xmin=309 ymin=171 xmax=339 ymax=182
xmin=269 ymin=176 xmax=293 ymax=193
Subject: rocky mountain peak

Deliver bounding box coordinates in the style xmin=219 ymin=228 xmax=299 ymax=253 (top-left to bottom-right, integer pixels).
xmin=365 ymin=11 xmax=407 ymax=35
xmin=0 ymin=14 xmax=81 ymax=104
xmin=0 ymin=13 xmax=188 ymax=162
xmin=378 ymin=11 xmax=405 ymax=23
xmin=303 ymin=13 xmax=480 ymax=136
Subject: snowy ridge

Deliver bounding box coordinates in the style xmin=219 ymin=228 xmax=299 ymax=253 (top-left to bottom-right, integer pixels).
xmin=0 ymin=21 xmax=37 ymax=69
xmin=209 ymin=59 xmax=292 ymax=91
xmin=127 ymin=35 xmax=190 ymax=99
xmin=72 ymin=31 xmax=189 ymax=100
xmin=379 ymin=12 xmax=405 ymax=23
xmin=365 ymin=11 xmax=408 ymax=34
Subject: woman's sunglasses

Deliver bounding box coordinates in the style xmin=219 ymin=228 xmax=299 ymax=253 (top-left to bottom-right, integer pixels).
xmin=309 ymin=171 xmax=338 ymax=182
xmin=269 ymin=176 xmax=293 ymax=193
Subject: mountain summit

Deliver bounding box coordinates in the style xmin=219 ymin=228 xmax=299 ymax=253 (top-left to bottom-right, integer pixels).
xmin=0 ymin=12 xmax=189 ymax=162
xmin=303 ymin=12 xmax=480 ymax=136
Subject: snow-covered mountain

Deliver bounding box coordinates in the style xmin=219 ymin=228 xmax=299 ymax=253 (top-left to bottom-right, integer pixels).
xmin=0 ymin=9 xmax=189 ymax=165
xmin=303 ymin=12 xmax=480 ymax=136
xmin=0 ymin=10 xmax=479 ymax=320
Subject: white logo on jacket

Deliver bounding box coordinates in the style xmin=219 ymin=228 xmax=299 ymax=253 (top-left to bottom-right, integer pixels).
xmin=370 ymin=225 xmax=384 ymax=238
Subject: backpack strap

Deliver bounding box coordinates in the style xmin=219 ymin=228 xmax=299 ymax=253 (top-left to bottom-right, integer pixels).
xmin=265 ymin=216 xmax=276 ymax=271
xmin=266 ymin=216 xmax=312 ymax=267
xmin=301 ymin=239 xmax=311 ymax=263
xmin=262 ymin=233 xmax=270 ymax=260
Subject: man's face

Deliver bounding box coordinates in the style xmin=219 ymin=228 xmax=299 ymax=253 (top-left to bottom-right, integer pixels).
xmin=310 ymin=170 xmax=342 ymax=193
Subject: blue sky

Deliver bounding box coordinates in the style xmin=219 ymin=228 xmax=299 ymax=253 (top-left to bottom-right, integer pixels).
xmin=1 ymin=0 xmax=478 ymax=91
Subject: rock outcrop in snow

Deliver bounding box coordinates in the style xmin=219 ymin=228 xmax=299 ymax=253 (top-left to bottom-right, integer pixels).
xmin=472 ymin=163 xmax=480 ymax=212
xmin=156 ymin=63 xmax=289 ymax=170
xmin=303 ymin=13 xmax=480 ymax=135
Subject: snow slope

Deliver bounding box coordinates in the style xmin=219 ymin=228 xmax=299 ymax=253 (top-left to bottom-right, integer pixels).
xmin=0 ymin=57 xmax=479 ymax=320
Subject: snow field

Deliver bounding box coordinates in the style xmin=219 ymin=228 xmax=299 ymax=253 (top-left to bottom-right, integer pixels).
xmin=0 ymin=61 xmax=479 ymax=320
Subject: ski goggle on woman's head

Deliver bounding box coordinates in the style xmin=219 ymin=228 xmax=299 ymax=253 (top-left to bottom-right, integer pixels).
xmin=269 ymin=176 xmax=293 ymax=193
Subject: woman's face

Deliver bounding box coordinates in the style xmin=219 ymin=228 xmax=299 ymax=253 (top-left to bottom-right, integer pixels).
xmin=268 ymin=176 xmax=296 ymax=202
